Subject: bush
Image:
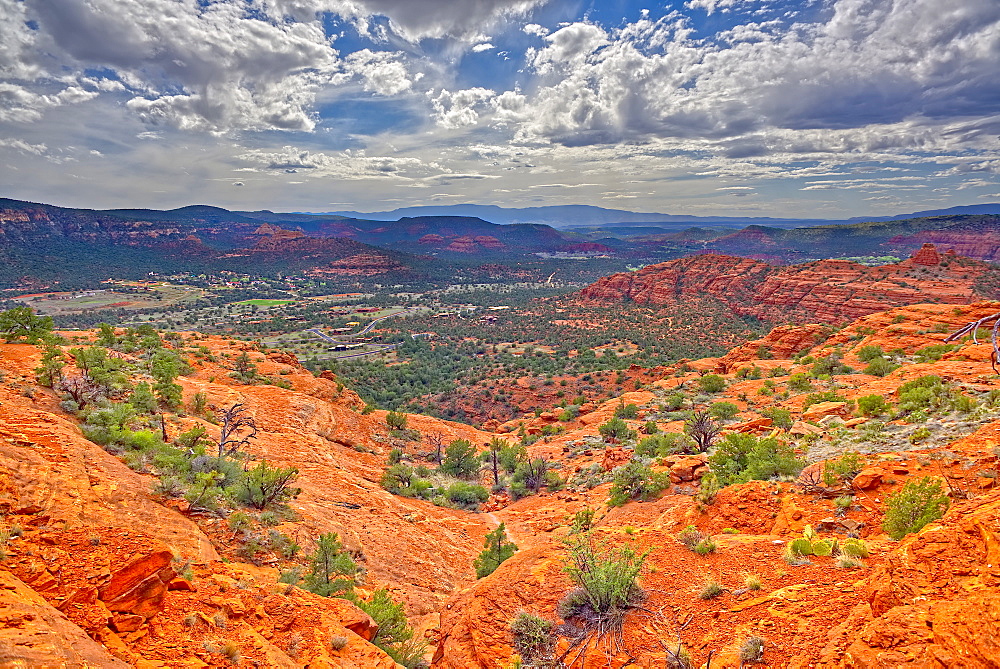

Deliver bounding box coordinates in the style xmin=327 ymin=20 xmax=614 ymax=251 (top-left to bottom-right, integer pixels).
xmin=676 ymin=525 xmax=706 ymax=551
xmin=614 ymin=402 xmax=640 ymax=419
xmin=856 ymin=345 xmax=885 ymax=362
xmin=882 ymin=477 xmax=950 ymax=540
xmin=607 ymin=461 xmax=670 ymax=507
xmin=810 ymin=354 xmax=853 ymax=377
xmin=440 ymin=439 xmax=479 ymax=479
xmin=739 ymin=636 xmax=765 ymax=663
xmin=598 ymin=417 xmax=637 ymax=442
xmin=685 ymin=411 xmax=721 ymax=452
xmin=474 ymin=524 xmax=517 ymax=578
xmin=708 ymin=401 xmax=739 ymax=420
xmin=823 ymin=453 xmax=863 ymax=486
xmin=864 ymin=356 xmax=900 ymax=377
xmin=560 ymin=536 xmax=647 ymax=627
xmin=709 ymin=434 xmax=805 ymax=486
xmin=512 ymin=457 xmax=550 ymax=493
xmin=698 ymin=578 xmax=723 ymax=600
xmin=233 ymin=460 xmax=300 ymax=510
xmin=385 ymin=410 xmax=408 ymax=430
xmin=788 ymin=373 xmax=813 ymax=391
xmin=761 ymin=407 xmax=793 ymax=430
xmin=510 ymin=612 xmax=555 ymax=666
xmin=803 ymin=389 xmax=850 ymax=409
xmin=857 ymin=394 xmax=890 ymax=417
xmin=303 ymin=533 xmax=357 ymax=598
xmin=698 ymin=374 xmax=726 ymax=393
xmin=636 ymin=433 xmax=690 ymax=458
xmin=694 ymin=538 xmax=717 ymax=555
xmin=445 ymin=482 xmax=488 ymax=509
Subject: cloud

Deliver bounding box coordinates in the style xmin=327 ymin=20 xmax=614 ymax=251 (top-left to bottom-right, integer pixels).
xmin=266 ymin=0 xmax=550 ymax=43
xmin=684 ymin=0 xmax=758 ymax=15
xmin=430 ymin=87 xmax=496 ymax=128
xmin=472 ymin=43 xmax=496 ymax=53
xmin=343 ymin=49 xmax=415 ymax=96
xmin=509 ymin=0 xmax=1000 ymax=159
xmin=239 ymin=144 xmax=444 ymax=180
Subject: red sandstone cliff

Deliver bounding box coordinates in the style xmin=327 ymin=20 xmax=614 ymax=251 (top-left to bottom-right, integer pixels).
xmin=578 ymin=245 xmax=993 ymax=323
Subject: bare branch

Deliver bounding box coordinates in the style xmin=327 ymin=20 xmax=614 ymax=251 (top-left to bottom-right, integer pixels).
xmin=944 ymin=311 xmax=1000 ymax=373
xmin=212 ymin=402 xmax=258 ymax=459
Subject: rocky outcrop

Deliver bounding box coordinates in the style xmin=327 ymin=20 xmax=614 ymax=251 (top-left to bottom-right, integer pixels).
xmin=578 ymin=248 xmax=992 ymax=323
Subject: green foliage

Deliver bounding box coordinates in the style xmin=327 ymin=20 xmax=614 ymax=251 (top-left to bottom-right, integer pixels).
xmin=788 ymin=372 xmax=813 ymax=392
xmin=857 ymin=394 xmax=890 ymax=417
xmin=882 ymin=477 xmax=950 ymax=540
xmin=823 ymin=453 xmax=863 ymax=486
xmin=233 ymin=460 xmax=300 ymax=509
xmin=698 ymin=374 xmax=726 ymax=393
xmin=708 ymin=401 xmax=739 ymax=420
xmin=129 ymin=381 xmax=158 ymax=414
xmin=445 ymin=481 xmax=488 ymax=508
xmin=698 ymin=578 xmax=723 ymax=600
xmin=696 ymin=471 xmax=721 ymax=505
xmin=303 ymin=533 xmax=357 ymax=598
xmin=607 ymin=461 xmax=669 ymax=507
xmin=230 ymin=351 xmax=260 ymax=384
xmin=914 ymin=344 xmax=958 ymax=363
xmin=510 ymin=612 xmax=555 ymax=667
xmin=474 ymin=524 xmax=518 ymax=578
xmin=440 ymin=439 xmax=479 ymax=479
xmin=635 ymin=432 xmax=692 ymax=458
xmin=357 ymin=589 xmax=414 ymax=649
xmin=385 ymin=410 xmax=408 ymax=430
xmin=863 ymin=356 xmax=900 ymax=377
xmin=614 ymin=402 xmax=640 ymax=419
xmin=512 ymin=457 xmax=550 ymax=493
xmin=803 ymin=389 xmax=850 ymax=409
xmin=810 ymin=354 xmax=853 ymax=377
xmin=693 ymin=538 xmax=717 ymax=555
xmin=0 ymin=307 xmax=54 ymax=343
xmin=839 ymin=538 xmax=869 ymax=559
xmin=598 ymin=416 xmax=637 ymax=442
xmin=34 ymin=346 xmax=65 ymax=387
xmin=709 ymin=433 xmax=805 ymax=486
xmin=560 ymin=535 xmax=646 ymax=621
xmin=761 ymin=407 xmax=792 ymax=430
xmin=855 ymin=345 xmax=885 ymax=362
xmin=570 ymin=507 xmax=595 ymax=534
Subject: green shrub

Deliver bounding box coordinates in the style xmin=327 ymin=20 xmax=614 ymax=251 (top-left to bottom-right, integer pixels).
xmin=445 ymin=482 xmax=488 ymax=509
xmin=560 ymin=536 xmax=647 ymax=626
xmin=385 ymin=410 xmax=408 ymax=430
xmin=474 ymin=524 xmax=517 ymax=578
xmin=303 ymin=533 xmax=357 ymax=598
xmin=698 ymin=374 xmax=726 ymax=393
xmin=708 ymin=401 xmax=739 ymax=420
xmin=823 ymin=453 xmax=863 ymax=486
xmin=642 ymin=420 xmax=659 ymax=434
xmin=635 ymin=433 xmax=691 ymax=458
xmin=440 ymin=439 xmax=479 ymax=479
xmin=709 ymin=434 xmax=805 ymax=486
xmin=676 ymin=525 xmax=706 ymax=551
xmin=694 ymin=538 xmax=717 ymax=556
xmin=914 ymin=344 xmax=957 ymax=363
xmin=698 ymin=578 xmax=723 ymax=600
xmin=856 ymin=345 xmax=885 ymax=362
xmin=510 ymin=612 xmax=555 ymax=666
xmin=570 ymin=507 xmax=595 ymax=534
xmin=810 ymin=354 xmax=853 ymax=377
xmin=233 ymin=460 xmax=300 ymax=510
xmin=607 ymin=461 xmax=669 ymax=507
xmin=761 ymin=407 xmax=793 ymax=430
xmin=788 ymin=373 xmax=813 ymax=392
xmin=614 ymin=402 xmax=640 ymax=419
xmin=598 ymin=417 xmax=637 ymax=442
xmin=882 ymin=477 xmax=950 ymax=540
xmin=857 ymin=394 xmax=890 ymax=417
xmin=357 ymin=589 xmax=414 ymax=650
xmin=803 ymin=389 xmax=850 ymax=409
xmin=864 ymin=357 xmax=900 ymax=377
xmin=910 ymin=427 xmax=932 ymax=444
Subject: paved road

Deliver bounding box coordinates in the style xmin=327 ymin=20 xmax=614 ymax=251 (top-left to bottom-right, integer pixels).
xmin=309 ymin=308 xmax=428 ymax=359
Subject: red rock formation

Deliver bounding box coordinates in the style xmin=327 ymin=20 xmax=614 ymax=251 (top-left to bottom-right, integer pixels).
xmin=909 ymin=242 xmax=941 ymax=265
xmin=579 ymin=250 xmax=991 ymax=323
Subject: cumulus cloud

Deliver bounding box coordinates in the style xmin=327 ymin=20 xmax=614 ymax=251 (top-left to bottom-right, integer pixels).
xmin=472 ymin=43 xmax=496 ymax=53
xmin=430 ymin=87 xmax=496 ymax=128
xmin=511 ymin=0 xmax=1000 ymax=160
xmin=343 ymin=49 xmax=415 ymax=96
xmin=240 ymin=145 xmax=444 ymax=180
xmin=263 ymin=0 xmax=549 ymax=42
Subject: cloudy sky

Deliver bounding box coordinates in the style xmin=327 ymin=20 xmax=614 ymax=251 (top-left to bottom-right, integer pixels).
xmin=2 ymin=0 xmax=999 ymax=218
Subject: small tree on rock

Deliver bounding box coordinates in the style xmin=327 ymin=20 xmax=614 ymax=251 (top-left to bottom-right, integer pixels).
xmin=474 ymin=523 xmax=517 ymax=578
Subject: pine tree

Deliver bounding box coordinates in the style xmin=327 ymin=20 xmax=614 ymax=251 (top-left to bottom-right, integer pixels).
xmin=473 ymin=523 xmax=517 ymax=578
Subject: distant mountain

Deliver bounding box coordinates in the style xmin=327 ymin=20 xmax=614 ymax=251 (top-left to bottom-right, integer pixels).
xmin=320 ymin=204 xmax=830 ymax=228
xmin=320 ymin=202 xmax=1000 ymax=228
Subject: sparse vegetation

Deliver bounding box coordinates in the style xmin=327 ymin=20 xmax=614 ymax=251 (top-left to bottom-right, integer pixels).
xmin=882 ymin=477 xmax=950 ymax=540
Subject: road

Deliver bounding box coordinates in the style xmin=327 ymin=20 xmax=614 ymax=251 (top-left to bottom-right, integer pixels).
xmin=309 ymin=308 xmax=428 ymax=360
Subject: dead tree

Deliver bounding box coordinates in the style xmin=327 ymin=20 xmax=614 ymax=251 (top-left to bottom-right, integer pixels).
xmin=944 ymin=312 xmax=1000 ymax=373
xmin=212 ymin=403 xmax=258 ymax=459
xmin=685 ymin=411 xmax=721 ymax=453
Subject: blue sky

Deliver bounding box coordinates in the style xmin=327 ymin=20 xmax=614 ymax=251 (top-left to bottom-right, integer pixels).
xmin=1 ymin=0 xmax=998 ymax=218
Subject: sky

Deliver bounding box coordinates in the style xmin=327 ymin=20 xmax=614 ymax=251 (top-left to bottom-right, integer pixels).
xmin=1 ymin=0 xmax=999 ymax=218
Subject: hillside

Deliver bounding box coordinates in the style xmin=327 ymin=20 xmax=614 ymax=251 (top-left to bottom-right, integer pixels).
xmin=579 ymin=244 xmax=1000 ymax=323
xmin=0 ymin=297 xmax=999 ymax=666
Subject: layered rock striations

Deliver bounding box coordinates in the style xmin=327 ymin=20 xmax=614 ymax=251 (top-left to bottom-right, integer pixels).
xmin=579 ymin=245 xmax=994 ymax=323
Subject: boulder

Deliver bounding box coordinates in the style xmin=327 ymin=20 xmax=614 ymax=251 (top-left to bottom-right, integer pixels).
xmin=802 ymin=401 xmax=851 ymax=422
xmin=97 ymin=550 xmax=175 ymax=620
xmin=853 ymin=467 xmax=883 ymax=490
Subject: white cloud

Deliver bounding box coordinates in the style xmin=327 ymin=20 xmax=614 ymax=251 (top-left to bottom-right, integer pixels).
xmin=430 ymin=87 xmax=496 ymax=128
xmin=685 ymin=0 xmax=757 ymax=15
xmin=472 ymin=43 xmax=496 ymax=53
xmin=343 ymin=49 xmax=414 ymax=96
xmin=239 ymin=145 xmax=444 ymax=180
